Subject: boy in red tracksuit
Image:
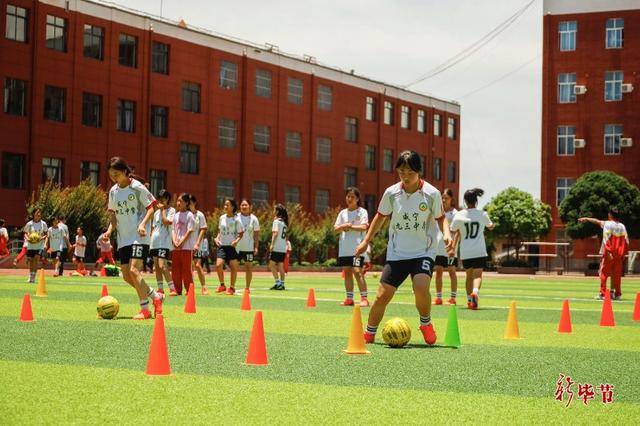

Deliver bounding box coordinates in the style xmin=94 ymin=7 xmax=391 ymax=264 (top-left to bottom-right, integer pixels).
xmin=579 ymin=209 xmax=629 ymax=300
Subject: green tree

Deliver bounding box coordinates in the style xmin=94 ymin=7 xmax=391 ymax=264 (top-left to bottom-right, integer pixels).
xmin=309 ymin=207 xmax=341 ymax=264
xmin=559 ymin=171 xmax=640 ymax=239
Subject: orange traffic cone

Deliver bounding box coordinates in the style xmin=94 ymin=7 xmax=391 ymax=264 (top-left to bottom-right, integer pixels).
xmin=100 ymin=267 xmax=106 ymax=277
xmin=246 ymin=311 xmax=268 ymax=365
xmin=241 ymin=288 xmax=251 ymax=311
xmin=504 ymin=301 xmax=521 ymax=339
xmin=633 ymin=293 xmax=640 ymax=322
xmin=101 ymin=284 xmax=109 ymax=297
xmin=184 ymin=283 xmax=196 ymax=314
xmin=35 ymin=269 xmax=47 ymax=297
xmin=19 ymin=293 xmax=34 ymax=322
xmin=600 ymin=291 xmax=615 ymax=327
xmin=343 ymin=304 xmax=370 ymax=354
xmin=306 ymin=288 xmax=316 ymax=308
xmin=558 ymin=299 xmax=572 ymax=333
xmin=145 ymin=314 xmax=171 ymax=375
xmin=284 ymin=252 xmax=290 ymax=274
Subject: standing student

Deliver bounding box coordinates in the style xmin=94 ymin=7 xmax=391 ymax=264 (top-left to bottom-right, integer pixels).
xmin=334 ymin=187 xmax=370 ymax=307
xmin=200 ymin=237 xmax=211 ymax=273
xmin=433 ymin=188 xmax=459 ymax=305
xmin=214 ymin=198 xmax=244 ymax=295
xmin=171 ymin=193 xmax=196 ymax=296
xmin=450 ymin=188 xmax=494 ymax=310
xmin=23 ymin=209 xmax=47 ymax=283
xmin=58 ymin=216 xmax=70 ymax=275
xmin=269 ymin=204 xmax=289 ymax=291
xmin=103 ymin=157 xmax=164 ymax=320
xmin=72 ymin=227 xmax=88 ymax=275
xmin=579 ymin=209 xmax=629 ymax=300
xmin=237 ymin=199 xmax=260 ymax=291
xmin=95 ymin=233 xmax=115 ymax=270
xmin=44 ymin=217 xmax=69 ymax=277
xmin=355 ymin=150 xmax=453 ymax=345
xmin=189 ymin=195 xmax=210 ymax=295
xmin=0 ymin=219 xmax=9 ymax=259
xmin=150 ymin=189 xmax=175 ymax=294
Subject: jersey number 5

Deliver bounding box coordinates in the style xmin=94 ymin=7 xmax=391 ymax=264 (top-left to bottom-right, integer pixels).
xmin=464 ymin=222 xmax=480 ymax=239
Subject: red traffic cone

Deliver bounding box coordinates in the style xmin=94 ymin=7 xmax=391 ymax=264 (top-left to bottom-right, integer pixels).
xmin=245 ymin=311 xmax=268 ymax=365
xmin=633 ymin=292 xmax=640 ymax=322
xmin=184 ymin=283 xmax=196 ymax=314
xmin=100 ymin=267 xmax=106 ymax=277
xmin=306 ymin=288 xmax=316 ymax=308
xmin=600 ymin=291 xmax=615 ymax=327
xmin=558 ymin=299 xmax=572 ymax=333
xmin=145 ymin=314 xmax=171 ymax=375
xmin=241 ymin=288 xmax=251 ymax=311
xmin=19 ymin=293 xmax=34 ymax=322
xmin=101 ymin=284 xmax=109 ymax=297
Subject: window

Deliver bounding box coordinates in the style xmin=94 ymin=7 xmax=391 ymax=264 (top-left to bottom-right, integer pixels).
xmin=557 ymin=126 xmax=575 ymax=156
xmin=255 ymin=69 xmax=271 ymax=98
xmin=316 ymin=137 xmax=331 ymax=163
xmin=253 ymin=125 xmax=270 ymax=153
xmin=318 ymin=85 xmax=332 ymax=111
xmin=315 ymin=189 xmax=330 ymax=214
xmin=285 ymin=186 xmax=300 ymax=204
xmin=417 ymin=110 xmax=425 ymax=133
xmin=182 ymin=82 xmax=200 ymax=113
xmin=82 ymin=93 xmax=102 ymax=127
xmin=252 ymin=181 xmax=269 ymax=206
xmin=345 ymin=117 xmax=358 ymax=142
xmin=366 ymin=96 xmax=376 ymax=121
xmin=559 ymin=21 xmax=576 ymax=51
xmin=116 ymin=99 xmax=135 ymax=132
xmin=1 ymin=152 xmax=25 ymax=189
xmin=150 ymin=106 xmax=168 ymax=138
xmin=42 ymin=157 xmax=63 ymax=184
xmin=605 ymin=71 xmax=623 ymax=101
xmin=4 ymin=78 xmax=26 ymax=116
xmin=364 ymin=194 xmax=376 ymax=219
xmin=44 ymin=85 xmax=66 ymax=122
xmin=365 ymin=145 xmax=376 ymax=170
xmin=220 ymin=60 xmax=237 ymax=89
xmin=286 ymin=132 xmax=302 ymax=159
xmin=447 ymin=117 xmax=456 ymax=139
xmin=556 ymin=178 xmax=575 ymax=206
xmin=45 ymin=15 xmax=66 ymax=52
xmin=149 ymin=169 xmax=166 ymax=197
xmin=83 ymin=24 xmax=103 ymax=60
xmin=433 ymin=114 xmax=441 ymax=136
xmin=433 ymin=158 xmax=442 ymax=181
xmin=216 ymin=178 xmax=234 ymax=206
xmin=344 ymin=167 xmax=357 ymax=189
xmin=219 ymin=118 xmax=237 ymax=148
xmin=80 ymin=161 xmax=99 ymax=185
xmin=288 ymin=77 xmax=303 ymax=104
xmin=118 ymin=33 xmax=137 ymax=67
xmin=180 ymin=143 xmax=199 ymax=174
xmin=5 ymin=5 xmax=27 ymax=42
xmin=558 ymin=73 xmax=576 ymax=103
xmin=383 ymin=101 xmax=394 ymax=125
xmin=400 ymin=105 xmax=410 ymax=129
xmin=383 ymin=149 xmax=394 ymax=172
xmin=447 ymin=161 xmax=456 ymax=183
xmin=604 ymin=124 xmax=623 ymax=155
xmin=606 ymin=18 xmax=623 ymax=49
xmin=151 ymin=41 xmax=169 ymax=74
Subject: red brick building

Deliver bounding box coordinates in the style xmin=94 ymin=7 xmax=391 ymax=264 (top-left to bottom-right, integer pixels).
xmin=0 ymin=0 xmax=461 ymax=227
xmin=541 ymin=0 xmax=640 ymax=269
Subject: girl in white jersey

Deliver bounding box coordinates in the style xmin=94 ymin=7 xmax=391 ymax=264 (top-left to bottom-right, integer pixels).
xmin=355 ymin=151 xmax=454 ymax=346
xmin=269 ymin=204 xmax=289 ymax=291
xmin=104 ymin=157 xmax=164 ymax=320
xmin=433 ymin=188 xmax=459 ymax=305
xmin=450 ymin=188 xmax=494 ymax=310
xmin=72 ymin=226 xmax=88 ymax=275
xmin=150 ymin=189 xmax=176 ymax=295
xmin=214 ymin=198 xmax=244 ymax=295
xmin=237 ymin=199 xmax=261 ymax=291
xmin=171 ymin=193 xmax=196 ymax=296
xmin=23 ymin=208 xmax=47 ymax=283
xmin=335 ymin=187 xmax=369 ymax=307
xmin=189 ymin=195 xmax=210 ymax=295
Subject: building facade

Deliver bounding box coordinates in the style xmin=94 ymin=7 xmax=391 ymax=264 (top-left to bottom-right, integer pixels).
xmin=0 ymin=0 xmax=461 ymax=227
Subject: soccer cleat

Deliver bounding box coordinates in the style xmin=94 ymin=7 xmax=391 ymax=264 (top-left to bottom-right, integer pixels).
xmin=360 ymin=298 xmax=370 ymax=307
xmin=169 ymin=289 xmax=178 ymax=296
xmin=467 ymin=301 xmax=473 ymax=309
xmin=340 ymin=298 xmax=355 ymax=306
xmin=595 ymin=294 xmax=604 ymax=300
xmin=277 ymin=283 xmax=286 ymax=291
xmin=216 ymin=284 xmax=227 ymax=293
xmin=433 ymin=297 xmax=443 ymax=305
xmin=225 ymin=287 xmax=235 ymax=295
xmin=447 ymin=298 xmax=457 ymax=305
xmin=152 ymin=293 xmax=165 ymax=316
xmin=201 ymin=286 xmax=210 ymax=296
xmin=133 ymin=309 xmax=152 ymax=320
xmin=364 ymin=332 xmax=375 ymax=344
xmin=470 ymin=293 xmax=478 ymax=310
xmin=419 ymin=323 xmax=437 ymax=345
xmin=613 ymin=295 xmax=622 ymax=301
xmin=269 ymin=282 xmax=280 ymax=290
xmin=157 ymin=289 xmax=164 ymax=295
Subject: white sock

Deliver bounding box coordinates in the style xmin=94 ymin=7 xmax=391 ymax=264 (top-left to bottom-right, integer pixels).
xmin=168 ymin=281 xmax=175 ymax=290
xmin=472 ymin=288 xmax=479 ymax=296
xmin=157 ymin=280 xmax=163 ymax=290
xmin=139 ymin=299 xmax=150 ymax=311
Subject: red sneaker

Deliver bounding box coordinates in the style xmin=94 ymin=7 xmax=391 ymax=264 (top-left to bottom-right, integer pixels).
xmin=340 ymin=298 xmax=354 ymax=306
xmin=153 ymin=293 xmax=165 ymax=316
xmin=359 ymin=298 xmax=370 ymax=307
xmin=225 ymin=287 xmax=235 ymax=295
xmin=133 ymin=310 xmax=152 ymax=320
xmin=433 ymin=297 xmax=443 ymax=305
xmin=364 ymin=332 xmax=375 ymax=344
xmin=419 ymin=324 xmax=437 ymax=345
xmin=470 ymin=293 xmax=478 ymax=310
xmin=169 ymin=289 xmax=178 ymax=296
xmin=216 ymin=284 xmax=226 ymax=293
xmin=201 ymin=286 xmax=210 ymax=296
xmin=447 ymin=298 xmax=457 ymax=305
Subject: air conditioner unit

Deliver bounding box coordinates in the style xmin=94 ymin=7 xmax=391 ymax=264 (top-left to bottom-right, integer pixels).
xmin=573 ymin=85 xmax=587 ymax=95
xmin=621 ymin=83 xmax=634 ymax=93
xmin=621 ymin=138 xmax=633 ymax=148
xmin=573 ymin=138 xmax=586 ymax=148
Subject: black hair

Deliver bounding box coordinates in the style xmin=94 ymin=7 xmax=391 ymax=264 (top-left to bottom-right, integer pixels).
xmin=464 ymin=188 xmax=484 ymax=207
xmin=178 ymin=193 xmax=191 ymax=204
xmin=274 ymin=203 xmax=289 ymax=226
xmin=108 ymin=157 xmax=146 ymax=184
xmin=0 ymin=219 xmax=5 ymax=227
xmin=225 ymin=197 xmax=238 ymax=213
xmin=608 ymin=207 xmax=620 ymax=220
xmin=240 ymin=198 xmax=252 ymax=206
xmin=190 ymin=194 xmax=197 ymax=204
xmin=395 ymin=150 xmax=422 ymax=173
xmin=158 ymin=189 xmax=171 ymax=201
xmin=345 ymin=187 xmax=361 ymax=206
xmin=443 ymin=188 xmax=455 ymax=206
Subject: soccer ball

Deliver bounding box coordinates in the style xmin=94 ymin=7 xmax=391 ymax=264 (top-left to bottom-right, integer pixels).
xmin=381 ymin=317 xmax=411 ymax=348
xmin=97 ymin=296 xmax=119 ymax=320
xmin=27 ymin=232 xmax=40 ymax=244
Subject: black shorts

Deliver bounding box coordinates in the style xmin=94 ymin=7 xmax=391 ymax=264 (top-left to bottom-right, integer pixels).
xmin=238 ymin=251 xmax=255 ymax=262
xmin=462 ymin=257 xmax=486 ymax=270
xmin=26 ymin=249 xmax=42 ymax=259
xmin=150 ymin=248 xmax=171 ymax=259
xmin=338 ymin=256 xmax=365 ymax=268
xmin=435 ymin=256 xmax=458 ymax=268
xmin=380 ymin=257 xmax=434 ymax=288
xmin=118 ymin=244 xmax=149 ymax=265
xmin=60 ymin=248 xmax=68 ymax=261
xmin=270 ymin=251 xmax=286 ymax=263
xmin=49 ymin=251 xmax=61 ymax=260
xmin=217 ymin=246 xmax=238 ymax=263
xmin=74 ymin=255 xmax=85 ymax=263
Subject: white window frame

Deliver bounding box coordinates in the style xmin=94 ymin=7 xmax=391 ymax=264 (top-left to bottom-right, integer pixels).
xmin=559 ymin=21 xmax=576 ymax=52
xmin=556 ymin=126 xmax=575 ymax=156
xmin=433 ymin=113 xmax=441 ymax=136
xmin=604 ymin=124 xmax=622 ymax=156
xmin=558 ymin=73 xmax=576 ymax=104
xmin=255 ymin=69 xmax=272 ymax=98
xmin=383 ymin=101 xmax=393 ymax=125
xmin=284 ymin=185 xmax=300 ymax=204
xmin=317 ymin=85 xmax=332 ymax=111
xmin=383 ymin=148 xmax=394 ymax=172
xmin=315 ymin=189 xmax=330 ymax=214
xmin=556 ymin=177 xmax=575 ymax=206
xmin=285 ymin=131 xmax=302 ymax=159
xmin=218 ymin=118 xmax=237 ymax=148
xmin=604 ymin=71 xmax=623 ymax=102
xmin=447 ymin=117 xmax=456 ymax=139
xmin=417 ymin=109 xmax=425 ymax=133
xmin=253 ymin=125 xmax=270 ymax=153
xmin=251 ymin=181 xmax=269 ymax=206
xmin=216 ymin=178 xmax=235 ymax=206
xmin=400 ymin=105 xmax=410 ymax=129
xmin=219 ymin=60 xmax=238 ymax=89
xmin=316 ymin=137 xmax=331 ymax=163
xmin=606 ymin=18 xmax=623 ymax=49
xmin=365 ymin=96 xmax=376 ymax=121
xmin=288 ymin=77 xmax=303 ymax=105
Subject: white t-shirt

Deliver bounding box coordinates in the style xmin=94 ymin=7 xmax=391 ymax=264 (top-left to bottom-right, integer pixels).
xmin=59 ymin=222 xmax=69 ymax=241
xmin=74 ymin=235 xmax=87 ymax=257
xmin=24 ymin=220 xmax=47 ymax=250
xmin=47 ymin=226 xmax=65 ymax=251
xmin=151 ymin=207 xmax=175 ymax=250
xmin=173 ymin=211 xmax=196 ymax=251
xmin=450 ymin=208 xmax=493 ymax=260
xmin=237 ymin=214 xmax=260 ymax=252
xmin=377 ymin=180 xmax=443 ymax=261
xmin=108 ymin=179 xmax=156 ymax=247
xmin=335 ymin=207 xmax=369 ymax=258
xmin=201 ymin=238 xmax=209 ymax=254
xmin=271 ymin=218 xmax=288 ymax=253
xmin=218 ymin=214 xmax=244 ymax=246
xmin=435 ymin=208 xmax=458 ymax=257
xmin=188 ymin=210 xmax=207 ymax=249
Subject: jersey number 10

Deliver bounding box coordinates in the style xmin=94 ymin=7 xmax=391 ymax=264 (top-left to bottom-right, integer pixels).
xmin=464 ymin=222 xmax=480 ymax=239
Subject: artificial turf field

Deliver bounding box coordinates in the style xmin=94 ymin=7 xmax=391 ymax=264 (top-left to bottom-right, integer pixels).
xmin=0 ymin=271 xmax=639 ymax=424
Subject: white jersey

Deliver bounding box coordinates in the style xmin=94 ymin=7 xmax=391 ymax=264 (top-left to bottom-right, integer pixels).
xmin=237 ymin=214 xmax=260 ymax=252
xmin=201 ymin=237 xmax=209 ymax=254
xmin=335 ymin=207 xmax=369 ymax=258
xmin=47 ymin=226 xmax=66 ymax=251
xmin=24 ymin=220 xmax=47 ymax=250
xmin=59 ymin=222 xmax=69 ymax=242
xmin=218 ymin=214 xmax=244 ymax=246
xmin=377 ymin=180 xmax=443 ymax=261
xmin=271 ymin=218 xmax=288 ymax=253
xmin=108 ymin=178 xmax=156 ymax=247
xmin=436 ymin=208 xmax=458 ymax=257
xmin=450 ymin=208 xmax=493 ymax=260
xmin=74 ymin=235 xmax=87 ymax=257
xmin=151 ymin=207 xmax=175 ymax=250
xmin=188 ymin=210 xmax=207 ymax=249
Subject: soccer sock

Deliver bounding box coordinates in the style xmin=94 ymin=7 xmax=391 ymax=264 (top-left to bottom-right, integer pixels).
xmin=360 ymin=291 xmax=368 ymax=299
xmin=436 ymin=292 xmax=442 ymax=298
xmin=157 ymin=280 xmax=163 ymax=290
xmin=346 ymin=291 xmax=354 ymax=300
xmin=420 ymin=315 xmax=432 ymax=326
xmin=450 ymin=291 xmax=457 ymax=298
xmin=366 ymin=325 xmax=378 ymax=335
xmin=467 ymin=294 xmax=472 ymax=302
xmin=140 ymin=299 xmax=150 ymax=311
xmin=147 ymin=288 xmax=160 ymax=300
xmin=168 ymin=281 xmax=175 ymax=290
xmin=472 ymin=287 xmax=479 ymax=296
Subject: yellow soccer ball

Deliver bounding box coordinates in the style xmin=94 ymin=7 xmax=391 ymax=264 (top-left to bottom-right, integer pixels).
xmin=381 ymin=317 xmax=411 ymax=348
xmin=28 ymin=232 xmax=41 ymax=244
xmin=97 ymin=296 xmax=119 ymax=320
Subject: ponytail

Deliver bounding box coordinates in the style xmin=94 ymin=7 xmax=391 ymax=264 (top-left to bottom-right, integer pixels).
xmin=463 ymin=188 xmax=484 ymax=207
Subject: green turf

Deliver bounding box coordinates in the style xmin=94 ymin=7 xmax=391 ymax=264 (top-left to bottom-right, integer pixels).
xmin=1 ymin=272 xmax=639 ymax=423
